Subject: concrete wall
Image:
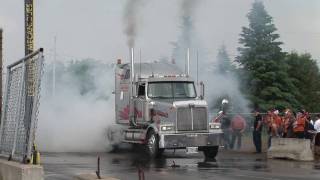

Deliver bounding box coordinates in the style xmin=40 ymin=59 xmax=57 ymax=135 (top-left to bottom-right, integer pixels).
xmin=0 ymin=159 xmax=43 ymax=180
xmin=268 ymin=138 xmax=314 ymax=161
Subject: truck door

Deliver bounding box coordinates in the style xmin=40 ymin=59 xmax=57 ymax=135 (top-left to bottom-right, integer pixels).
xmin=134 ymin=83 xmax=147 ymax=123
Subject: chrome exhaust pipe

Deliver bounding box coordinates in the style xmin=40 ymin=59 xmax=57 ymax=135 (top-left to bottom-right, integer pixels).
xmin=187 ymin=48 xmax=190 ymax=77
xmin=130 ymin=48 xmax=137 ymax=126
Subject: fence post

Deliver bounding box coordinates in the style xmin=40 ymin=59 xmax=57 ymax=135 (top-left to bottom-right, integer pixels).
xmin=26 ymin=50 xmax=43 ymax=161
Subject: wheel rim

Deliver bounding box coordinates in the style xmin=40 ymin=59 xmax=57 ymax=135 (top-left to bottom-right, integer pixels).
xmin=147 ymin=134 xmax=156 ymax=155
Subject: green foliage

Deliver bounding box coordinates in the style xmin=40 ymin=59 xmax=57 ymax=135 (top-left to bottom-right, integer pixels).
xmin=286 ymin=52 xmax=320 ymax=112
xmin=67 ymin=59 xmax=96 ymax=95
xmin=237 ymin=1 xmax=300 ymax=111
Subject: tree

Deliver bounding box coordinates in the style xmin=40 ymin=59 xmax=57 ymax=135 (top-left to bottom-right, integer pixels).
xmin=237 ymin=1 xmax=300 ymax=111
xmin=286 ymin=52 xmax=320 ymax=112
xmin=216 ymin=45 xmax=233 ymax=74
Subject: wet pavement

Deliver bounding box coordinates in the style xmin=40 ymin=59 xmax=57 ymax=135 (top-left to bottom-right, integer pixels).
xmin=42 ymin=149 xmax=320 ymax=180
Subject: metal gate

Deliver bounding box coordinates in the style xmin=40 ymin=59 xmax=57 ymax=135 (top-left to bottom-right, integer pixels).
xmin=0 ymin=48 xmax=44 ymax=162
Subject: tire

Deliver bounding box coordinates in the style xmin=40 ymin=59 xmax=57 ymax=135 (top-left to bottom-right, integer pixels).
xmin=202 ymin=146 xmax=219 ymax=161
xmin=145 ymin=129 xmax=162 ymax=158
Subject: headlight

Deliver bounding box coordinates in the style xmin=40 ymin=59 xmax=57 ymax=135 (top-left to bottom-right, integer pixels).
xmin=161 ymin=125 xmax=174 ymax=131
xmin=209 ymin=123 xmax=221 ymax=129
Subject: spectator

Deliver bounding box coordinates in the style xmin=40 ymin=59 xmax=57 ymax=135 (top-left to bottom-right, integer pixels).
xmin=267 ymin=110 xmax=280 ymax=148
xmin=283 ymin=109 xmax=295 ymax=138
xmin=253 ymin=109 xmax=262 ymax=153
xmin=293 ymin=111 xmax=307 ymax=139
xmin=221 ymin=113 xmax=231 ymax=149
xmin=305 ymin=114 xmax=315 ymax=139
xmin=230 ymin=114 xmax=246 ymax=150
xmin=314 ymin=114 xmax=320 ymax=132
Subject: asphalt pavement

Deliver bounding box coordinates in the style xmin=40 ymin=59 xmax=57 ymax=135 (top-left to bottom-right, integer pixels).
xmin=42 ymin=148 xmax=320 ymax=180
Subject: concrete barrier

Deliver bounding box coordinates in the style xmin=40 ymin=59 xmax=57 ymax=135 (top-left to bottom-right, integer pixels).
xmin=0 ymin=159 xmax=44 ymax=180
xmin=74 ymin=173 xmax=120 ymax=180
xmin=268 ymin=138 xmax=314 ymax=161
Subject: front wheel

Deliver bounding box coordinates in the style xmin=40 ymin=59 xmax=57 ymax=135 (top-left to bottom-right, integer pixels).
xmin=200 ymin=146 xmax=219 ymax=161
xmin=145 ymin=129 xmax=162 ymax=158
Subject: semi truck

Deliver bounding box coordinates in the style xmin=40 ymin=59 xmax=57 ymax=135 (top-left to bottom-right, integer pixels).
xmin=107 ymin=49 xmax=222 ymax=160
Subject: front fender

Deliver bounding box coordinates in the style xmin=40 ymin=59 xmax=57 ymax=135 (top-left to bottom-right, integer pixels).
xmin=146 ymin=123 xmax=159 ymax=135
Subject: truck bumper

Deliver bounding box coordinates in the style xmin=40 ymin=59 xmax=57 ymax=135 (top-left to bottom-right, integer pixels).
xmin=159 ymin=131 xmax=222 ymax=149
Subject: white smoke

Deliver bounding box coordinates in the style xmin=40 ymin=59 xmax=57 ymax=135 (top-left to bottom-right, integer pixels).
xmin=172 ymin=1 xmax=250 ymax=114
xmin=36 ymin=60 xmax=115 ymax=152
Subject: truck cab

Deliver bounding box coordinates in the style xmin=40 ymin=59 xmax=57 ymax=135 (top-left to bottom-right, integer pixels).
xmin=109 ymin=61 xmax=222 ymax=160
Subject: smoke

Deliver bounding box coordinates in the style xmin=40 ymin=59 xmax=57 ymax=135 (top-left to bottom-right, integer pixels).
xmin=179 ymin=0 xmax=198 ymax=48
xmin=198 ymin=45 xmax=251 ymax=115
xmin=36 ymin=60 xmax=115 ymax=152
xmin=172 ymin=1 xmax=250 ymax=115
xmin=123 ymin=0 xmax=144 ymax=48
xmin=172 ymin=0 xmax=202 ymax=70
xmin=202 ymin=71 xmax=250 ymax=113
xmin=181 ymin=0 xmax=197 ymax=18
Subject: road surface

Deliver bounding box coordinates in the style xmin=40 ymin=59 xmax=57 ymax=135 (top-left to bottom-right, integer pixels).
xmin=42 ymin=149 xmax=320 ymax=180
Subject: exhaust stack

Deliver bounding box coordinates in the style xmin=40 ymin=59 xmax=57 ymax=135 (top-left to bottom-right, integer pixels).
xmin=187 ymin=48 xmax=190 ymax=77
xmin=130 ymin=48 xmax=136 ymax=126
xmin=131 ymin=48 xmax=134 ymax=85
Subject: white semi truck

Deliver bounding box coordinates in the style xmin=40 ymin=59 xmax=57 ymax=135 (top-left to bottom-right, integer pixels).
xmin=107 ymin=50 xmax=222 ymax=160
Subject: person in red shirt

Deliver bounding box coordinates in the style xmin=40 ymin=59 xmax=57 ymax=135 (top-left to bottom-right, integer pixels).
xmin=230 ymin=114 xmax=247 ymax=150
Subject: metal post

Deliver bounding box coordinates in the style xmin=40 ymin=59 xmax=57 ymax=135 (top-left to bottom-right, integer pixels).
xmin=0 ymin=28 xmax=3 ymax=117
xmin=26 ymin=50 xmax=44 ymax=161
xmin=96 ymin=156 xmax=101 ymax=179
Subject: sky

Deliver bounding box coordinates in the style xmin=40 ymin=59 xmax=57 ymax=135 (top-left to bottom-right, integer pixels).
xmin=0 ymin=0 xmax=320 ymax=66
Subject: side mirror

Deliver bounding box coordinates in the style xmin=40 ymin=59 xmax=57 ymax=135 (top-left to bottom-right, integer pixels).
xmin=199 ymin=81 xmax=205 ymax=100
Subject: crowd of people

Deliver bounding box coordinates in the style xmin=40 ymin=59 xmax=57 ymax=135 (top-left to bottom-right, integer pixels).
xmin=253 ymin=109 xmax=320 ymax=153
xmin=215 ymin=108 xmax=320 ymax=154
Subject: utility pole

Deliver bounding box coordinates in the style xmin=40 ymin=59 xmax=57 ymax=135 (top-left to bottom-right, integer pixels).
xmin=0 ymin=28 xmax=3 ymax=116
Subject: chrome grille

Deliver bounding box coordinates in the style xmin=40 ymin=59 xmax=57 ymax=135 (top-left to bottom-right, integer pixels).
xmin=177 ymin=107 xmax=207 ymax=131
xmin=193 ymin=107 xmax=207 ymax=130
xmin=177 ymin=108 xmax=192 ymax=131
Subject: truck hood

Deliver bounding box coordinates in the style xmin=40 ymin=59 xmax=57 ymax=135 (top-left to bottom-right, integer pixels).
xmin=152 ymin=99 xmax=207 ymax=109
xmin=173 ymin=100 xmax=208 ymax=107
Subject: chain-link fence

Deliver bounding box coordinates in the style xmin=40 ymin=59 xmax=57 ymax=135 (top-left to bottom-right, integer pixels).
xmin=0 ymin=48 xmax=44 ymax=162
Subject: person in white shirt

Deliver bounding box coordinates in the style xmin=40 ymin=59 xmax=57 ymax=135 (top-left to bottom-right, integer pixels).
xmin=314 ymin=115 xmax=320 ymax=132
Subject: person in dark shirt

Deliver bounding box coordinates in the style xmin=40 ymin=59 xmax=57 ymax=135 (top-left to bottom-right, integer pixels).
xmin=253 ymin=109 xmax=262 ymax=153
xmin=221 ymin=113 xmax=231 ymax=149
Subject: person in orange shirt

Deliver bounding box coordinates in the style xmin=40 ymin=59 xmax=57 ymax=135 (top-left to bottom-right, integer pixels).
xmin=293 ymin=110 xmax=307 ymax=139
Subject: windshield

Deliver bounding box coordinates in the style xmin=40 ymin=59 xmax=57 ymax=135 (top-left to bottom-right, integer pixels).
xmin=148 ymin=82 xmax=196 ymax=99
